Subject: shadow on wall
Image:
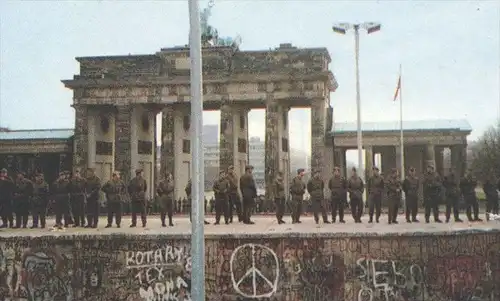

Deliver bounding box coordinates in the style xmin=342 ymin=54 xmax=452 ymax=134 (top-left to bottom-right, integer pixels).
xmin=0 ymin=232 xmax=499 ymax=301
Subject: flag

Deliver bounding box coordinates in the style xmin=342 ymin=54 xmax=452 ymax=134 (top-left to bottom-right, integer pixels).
xmin=393 ymin=75 xmax=401 ymax=102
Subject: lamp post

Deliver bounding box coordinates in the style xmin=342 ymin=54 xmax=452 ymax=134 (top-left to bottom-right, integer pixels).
xmin=332 ymin=22 xmax=381 ymax=179
xmin=188 ymin=0 xmax=205 ymax=300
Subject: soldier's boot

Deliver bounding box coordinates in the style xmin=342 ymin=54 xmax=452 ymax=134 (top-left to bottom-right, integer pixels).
xmin=168 ymin=214 xmax=174 ymax=227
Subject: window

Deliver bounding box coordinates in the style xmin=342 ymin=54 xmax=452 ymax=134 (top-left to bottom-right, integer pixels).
xmin=282 ymin=111 xmax=288 ymax=130
xmin=182 ymin=140 xmax=190 ymax=154
xmin=282 ymin=138 xmax=289 ymax=152
xmin=258 ymin=82 xmax=266 ymax=92
xmin=239 ymin=114 xmax=246 ymax=130
xmin=238 ymin=139 xmax=247 ymax=153
xmin=183 ymin=115 xmax=190 ymax=131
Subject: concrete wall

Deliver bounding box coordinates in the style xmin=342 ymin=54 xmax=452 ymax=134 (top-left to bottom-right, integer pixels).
xmin=1 ymin=231 xmax=499 ymax=301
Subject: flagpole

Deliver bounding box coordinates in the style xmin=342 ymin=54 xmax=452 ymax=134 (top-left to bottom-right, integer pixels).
xmin=399 ymin=64 xmax=404 ymax=181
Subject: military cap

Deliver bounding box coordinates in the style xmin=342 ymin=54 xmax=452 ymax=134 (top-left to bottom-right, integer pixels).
xmin=313 ymin=169 xmax=320 ymax=174
xmin=0 ymin=168 xmax=7 ymax=173
xmin=59 ymin=171 xmax=65 ymax=176
xmin=391 ymin=168 xmax=398 ymax=173
xmin=135 ymin=168 xmax=143 ymax=175
xmin=87 ymin=167 xmax=95 ymax=171
xmin=228 ymin=165 xmax=234 ymax=170
xmin=245 ymin=165 xmax=254 ymax=171
xmin=409 ymin=167 xmax=415 ymax=172
xmin=74 ymin=168 xmax=81 ymax=173
xmin=64 ymin=170 xmax=71 ymax=175
xmin=333 ymin=166 xmax=340 ymax=170
xmin=297 ymin=168 xmax=305 ymax=174
xmin=372 ymin=166 xmax=379 ymax=171
xmin=112 ymin=170 xmax=120 ymax=175
xmin=351 ymin=167 xmax=357 ymax=172
xmin=17 ymin=171 xmax=25 ymax=176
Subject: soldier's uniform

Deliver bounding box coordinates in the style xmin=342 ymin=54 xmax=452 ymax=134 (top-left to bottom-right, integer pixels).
xmin=157 ymin=174 xmax=175 ymax=227
xmin=328 ymin=167 xmax=347 ymax=223
xmin=483 ymin=176 xmax=499 ymax=221
xmin=460 ymin=172 xmax=482 ymax=222
xmin=69 ymin=169 xmax=87 ymax=227
xmin=367 ymin=167 xmax=384 ymax=223
xmin=13 ymin=172 xmax=33 ymax=228
xmin=402 ymin=168 xmax=420 ymax=222
xmin=128 ymin=169 xmax=148 ymax=228
xmin=307 ymin=171 xmax=330 ymax=224
xmin=213 ymin=171 xmax=230 ymax=225
xmin=347 ymin=169 xmax=365 ymax=223
xmin=239 ymin=166 xmax=257 ymax=225
xmin=102 ymin=172 xmax=127 ymax=228
xmin=385 ymin=169 xmax=402 ymax=224
xmin=423 ymin=167 xmax=443 ymax=223
xmin=0 ymin=168 xmax=14 ymax=228
xmin=185 ymin=179 xmax=210 ymax=225
xmin=52 ymin=171 xmax=71 ymax=229
xmin=227 ymin=166 xmax=242 ymax=223
xmin=273 ymin=173 xmax=286 ymax=224
xmin=31 ymin=173 xmax=49 ymax=228
xmin=443 ymin=171 xmax=462 ymax=222
xmin=85 ymin=168 xmax=101 ymax=228
xmin=290 ymin=169 xmax=306 ymax=224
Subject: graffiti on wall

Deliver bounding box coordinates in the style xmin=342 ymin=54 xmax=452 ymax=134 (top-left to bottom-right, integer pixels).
xmin=0 ymin=231 xmax=497 ymax=301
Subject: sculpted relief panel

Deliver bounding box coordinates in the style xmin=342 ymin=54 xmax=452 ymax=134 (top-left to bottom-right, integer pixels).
xmin=1 ymin=232 xmax=498 ymax=301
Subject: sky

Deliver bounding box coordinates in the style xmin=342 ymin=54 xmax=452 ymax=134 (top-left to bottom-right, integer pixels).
xmin=0 ymin=0 xmax=499 ymax=158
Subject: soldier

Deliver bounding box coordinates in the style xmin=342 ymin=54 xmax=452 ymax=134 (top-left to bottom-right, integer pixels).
xmin=128 ymin=169 xmax=148 ymax=228
xmin=402 ymin=167 xmax=420 ymax=223
xmin=52 ymin=171 xmax=71 ymax=229
xmin=483 ymin=174 xmax=499 ymax=221
xmin=85 ymin=168 xmax=101 ymax=228
xmin=31 ymin=173 xmax=49 ymax=228
xmin=307 ymin=170 xmax=330 ymax=225
xmin=459 ymin=169 xmax=482 ymax=222
xmin=102 ymin=171 xmax=127 ymax=228
xmin=13 ymin=172 xmax=33 ymax=229
xmin=290 ymin=168 xmax=306 ymax=224
xmin=240 ymin=165 xmax=257 ymax=225
xmin=367 ymin=166 xmax=384 ymax=223
xmin=385 ymin=168 xmax=402 ymax=224
xmin=443 ymin=169 xmax=463 ymax=223
xmin=157 ymin=173 xmax=175 ymax=227
xmin=213 ymin=170 xmax=230 ymax=225
xmin=328 ymin=166 xmax=347 ymax=223
xmin=347 ymin=167 xmax=365 ymax=223
xmin=273 ymin=171 xmax=286 ymax=224
xmin=185 ymin=179 xmax=210 ymax=225
xmin=423 ymin=165 xmax=443 ymax=223
xmin=0 ymin=168 xmax=14 ymax=228
xmin=69 ymin=169 xmax=87 ymax=227
xmin=227 ymin=165 xmax=243 ymax=223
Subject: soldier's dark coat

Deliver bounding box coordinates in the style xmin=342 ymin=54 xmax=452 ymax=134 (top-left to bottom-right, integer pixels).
xmin=443 ymin=172 xmax=461 ymax=222
xmin=128 ymin=175 xmax=148 ymax=226
xmin=328 ymin=175 xmax=347 ymax=222
xmin=402 ymin=175 xmax=420 ymax=221
xmin=70 ymin=176 xmax=87 ymax=227
xmin=157 ymin=178 xmax=175 ymax=226
xmin=102 ymin=179 xmax=127 ymax=226
xmin=240 ymin=173 xmax=257 ymax=223
xmin=460 ymin=174 xmax=480 ymax=221
xmin=227 ymin=171 xmax=242 ymax=222
xmin=307 ymin=176 xmax=328 ymax=223
xmin=213 ymin=175 xmax=230 ymax=224
xmin=347 ymin=175 xmax=364 ymax=222
xmin=32 ymin=179 xmax=49 ymax=228
xmin=273 ymin=177 xmax=286 ymax=222
xmin=52 ymin=177 xmax=71 ymax=227
xmin=423 ymin=171 xmax=442 ymax=222
xmin=385 ymin=174 xmax=402 ymax=223
xmin=483 ymin=177 xmax=499 ymax=219
xmin=0 ymin=175 xmax=14 ymax=227
xmin=367 ymin=174 xmax=384 ymax=222
xmin=13 ymin=177 xmax=33 ymax=228
xmin=290 ymin=175 xmax=306 ymax=223
xmin=85 ymin=174 xmax=101 ymax=227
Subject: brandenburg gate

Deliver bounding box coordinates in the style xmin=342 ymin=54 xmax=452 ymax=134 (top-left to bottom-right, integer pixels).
xmin=62 ymin=43 xmax=338 ymax=199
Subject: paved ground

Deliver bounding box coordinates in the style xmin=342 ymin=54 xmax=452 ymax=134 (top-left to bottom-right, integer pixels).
xmin=0 ymin=214 xmax=499 ymax=238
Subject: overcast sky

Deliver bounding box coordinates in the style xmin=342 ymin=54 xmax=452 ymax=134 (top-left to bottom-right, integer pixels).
xmin=1 ymin=0 xmax=499 ymax=156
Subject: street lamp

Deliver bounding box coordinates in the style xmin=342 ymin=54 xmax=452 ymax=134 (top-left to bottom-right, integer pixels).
xmin=332 ymin=22 xmax=381 ymax=180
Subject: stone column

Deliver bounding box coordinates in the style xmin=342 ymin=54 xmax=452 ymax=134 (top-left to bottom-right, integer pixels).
xmin=161 ymin=105 xmax=175 ymax=179
xmin=341 ymin=149 xmax=347 ymax=177
xmin=435 ymin=147 xmax=444 ymax=176
xmin=461 ymin=143 xmax=468 ymax=176
xmin=365 ymin=145 xmax=374 ymax=178
xmin=310 ymin=98 xmax=328 ymax=181
xmin=425 ymin=144 xmax=436 ymax=169
xmin=73 ymin=105 xmax=89 ymax=172
xmin=264 ymin=96 xmax=280 ymax=201
xmin=114 ymin=105 xmax=132 ymax=183
xmin=219 ymin=104 xmax=250 ymax=177
xmin=381 ymin=146 xmax=396 ymax=174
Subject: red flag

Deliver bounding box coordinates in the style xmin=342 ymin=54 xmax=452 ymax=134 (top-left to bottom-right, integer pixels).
xmin=393 ymin=75 xmax=401 ymax=101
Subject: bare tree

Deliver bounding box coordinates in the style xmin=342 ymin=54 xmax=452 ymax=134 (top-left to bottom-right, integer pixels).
xmin=470 ymin=123 xmax=500 ymax=180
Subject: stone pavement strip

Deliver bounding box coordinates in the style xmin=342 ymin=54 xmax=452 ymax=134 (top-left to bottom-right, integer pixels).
xmin=1 ymin=214 xmax=499 ymax=239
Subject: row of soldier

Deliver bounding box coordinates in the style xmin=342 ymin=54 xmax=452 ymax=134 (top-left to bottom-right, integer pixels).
xmin=283 ymin=164 xmax=499 ymax=225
